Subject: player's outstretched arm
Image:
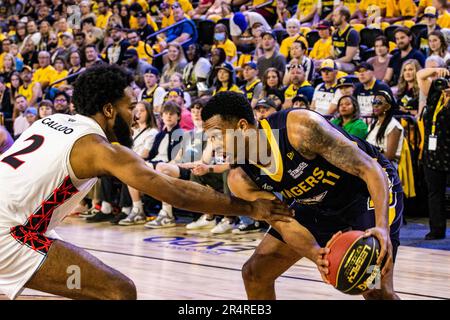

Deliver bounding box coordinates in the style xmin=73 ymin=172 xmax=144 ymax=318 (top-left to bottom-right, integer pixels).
xmin=70 ymin=134 xmax=293 ymax=222
xmin=286 ymin=110 xmax=393 ymax=274
xmin=228 ymin=167 xmax=330 ymax=277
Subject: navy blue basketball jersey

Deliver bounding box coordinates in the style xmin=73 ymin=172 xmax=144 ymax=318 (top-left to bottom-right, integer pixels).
xmin=239 ymin=109 xmax=402 ymax=215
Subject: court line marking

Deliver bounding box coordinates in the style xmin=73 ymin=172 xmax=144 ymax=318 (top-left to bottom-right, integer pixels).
xmin=82 ymin=247 xmax=449 ymax=300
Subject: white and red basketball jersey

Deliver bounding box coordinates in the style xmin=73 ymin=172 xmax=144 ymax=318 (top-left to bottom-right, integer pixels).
xmin=0 ymin=113 xmax=106 ymax=232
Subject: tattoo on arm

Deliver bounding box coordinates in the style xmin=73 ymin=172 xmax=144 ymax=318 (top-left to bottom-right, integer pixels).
xmin=295 ymin=114 xmax=372 ymax=178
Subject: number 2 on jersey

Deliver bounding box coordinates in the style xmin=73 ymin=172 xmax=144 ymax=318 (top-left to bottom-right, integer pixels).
xmin=1 ymin=135 xmax=44 ymax=169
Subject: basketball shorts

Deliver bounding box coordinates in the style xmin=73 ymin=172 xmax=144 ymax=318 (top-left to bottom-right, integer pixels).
xmin=268 ymin=192 xmax=404 ymax=261
xmin=0 ymin=226 xmax=60 ymax=300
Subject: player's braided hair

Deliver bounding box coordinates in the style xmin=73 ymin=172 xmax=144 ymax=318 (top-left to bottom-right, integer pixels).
xmin=73 ymin=64 xmax=133 ymax=116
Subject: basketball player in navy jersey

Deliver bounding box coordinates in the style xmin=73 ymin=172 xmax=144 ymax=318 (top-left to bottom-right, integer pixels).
xmin=202 ymin=92 xmax=403 ymax=300
xmin=0 ymin=65 xmax=292 ymax=300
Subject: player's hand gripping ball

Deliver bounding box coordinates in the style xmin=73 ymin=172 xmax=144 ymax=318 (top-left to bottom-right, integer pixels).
xmin=325 ymin=230 xmax=383 ymax=295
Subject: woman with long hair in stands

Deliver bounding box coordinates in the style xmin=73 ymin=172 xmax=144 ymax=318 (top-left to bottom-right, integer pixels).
xmin=260 ymin=67 xmax=283 ymax=100
xmin=8 ymin=71 xmax=21 ymax=104
xmin=331 ymin=95 xmax=368 ymax=139
xmin=428 ymin=30 xmax=450 ymax=63
xmin=160 ymin=43 xmax=187 ymax=89
xmin=395 ymin=59 xmax=422 ymax=116
xmin=206 ymin=47 xmax=226 ymax=88
xmin=14 ymin=22 xmax=27 ymax=49
xmin=366 ymin=91 xmax=404 ymax=167
xmin=0 ymin=54 xmax=17 ymax=83
xmin=183 ymin=43 xmax=212 ymax=97
xmin=67 ymin=50 xmax=86 ymax=85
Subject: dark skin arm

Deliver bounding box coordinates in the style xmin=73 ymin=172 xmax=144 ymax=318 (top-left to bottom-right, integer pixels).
xmin=69 ymin=134 xmax=293 ymax=222
xmin=227 ymin=167 xmax=330 ymax=279
xmin=286 ymin=110 xmax=393 ymax=276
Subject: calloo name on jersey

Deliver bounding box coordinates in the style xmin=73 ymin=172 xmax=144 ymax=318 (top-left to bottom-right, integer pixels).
xmin=287 ymin=162 xmax=308 ymax=179
xmin=41 ymin=118 xmax=74 ymax=134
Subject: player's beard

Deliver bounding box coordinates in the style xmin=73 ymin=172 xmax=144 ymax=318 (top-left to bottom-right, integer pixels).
xmin=113 ymin=113 xmax=133 ymax=148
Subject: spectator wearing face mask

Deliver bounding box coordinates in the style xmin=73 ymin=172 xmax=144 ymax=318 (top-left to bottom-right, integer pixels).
xmin=211 ymin=23 xmax=237 ymax=65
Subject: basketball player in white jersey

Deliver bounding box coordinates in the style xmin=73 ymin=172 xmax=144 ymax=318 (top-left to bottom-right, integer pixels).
xmin=0 ymin=65 xmax=292 ymax=300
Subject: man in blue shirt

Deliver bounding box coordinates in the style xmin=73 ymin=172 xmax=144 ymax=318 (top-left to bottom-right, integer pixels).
xmin=162 ymin=2 xmax=196 ymax=49
xmin=384 ymin=27 xmax=426 ymax=86
xmin=354 ymin=62 xmax=395 ymax=116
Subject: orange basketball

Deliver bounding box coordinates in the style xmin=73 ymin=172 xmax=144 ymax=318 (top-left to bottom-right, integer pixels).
xmin=325 ymin=230 xmax=382 ymax=295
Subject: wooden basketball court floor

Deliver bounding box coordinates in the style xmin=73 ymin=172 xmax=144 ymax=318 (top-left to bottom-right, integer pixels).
xmin=2 ymin=216 xmax=450 ymax=300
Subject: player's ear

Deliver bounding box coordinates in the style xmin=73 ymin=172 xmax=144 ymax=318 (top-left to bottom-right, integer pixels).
xmin=237 ymin=119 xmax=249 ymax=131
xmin=102 ymin=103 xmax=115 ymax=119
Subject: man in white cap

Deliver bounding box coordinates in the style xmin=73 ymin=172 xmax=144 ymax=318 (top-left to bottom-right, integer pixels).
xmin=310 ymin=59 xmax=338 ymax=115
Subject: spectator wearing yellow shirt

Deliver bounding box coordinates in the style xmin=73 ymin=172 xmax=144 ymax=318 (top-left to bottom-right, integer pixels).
xmin=337 ymin=0 xmax=359 ymax=16
xmin=96 ymin=0 xmax=113 ymax=30
xmin=127 ymin=30 xmax=153 ymax=65
xmin=0 ymin=38 xmax=12 ymax=71
xmin=212 ymin=62 xmax=242 ymax=95
xmin=49 ymin=57 xmax=68 ymax=89
xmin=279 ymin=18 xmax=309 ymax=58
xmin=33 ymin=51 xmax=56 ymax=90
xmin=56 ymin=18 xmax=73 ymax=47
xmin=240 ymin=61 xmax=263 ymax=108
xmin=282 ymin=62 xmax=314 ymax=109
xmin=160 ymin=2 xmax=176 ymax=29
xmin=129 ymin=3 xmax=159 ymax=32
xmin=123 ymin=0 xmax=150 ymax=12
xmin=211 ymin=24 xmax=237 ymax=65
xmin=166 ymin=0 xmax=194 ymax=16
xmin=415 ymin=0 xmax=433 ymax=22
xmin=295 ymin=0 xmax=318 ymax=26
xmin=433 ymin=0 xmax=450 ymax=28
xmin=18 ymin=66 xmax=42 ymax=106
xmin=384 ymin=0 xmax=417 ymax=24
xmin=310 ymin=20 xmax=333 ymax=65
xmin=352 ymin=0 xmax=387 ymax=23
